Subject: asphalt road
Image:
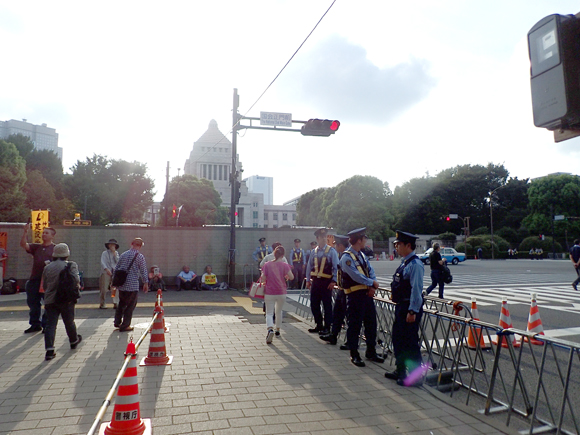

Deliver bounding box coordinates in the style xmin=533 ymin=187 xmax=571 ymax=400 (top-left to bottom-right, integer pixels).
xmin=372 ymin=258 xmax=580 ymax=344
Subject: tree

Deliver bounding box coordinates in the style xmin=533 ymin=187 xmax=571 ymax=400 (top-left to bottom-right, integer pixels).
xmin=23 ymin=170 xmax=75 ymax=224
xmin=161 ymin=175 xmax=228 ymax=227
xmin=0 ymin=140 xmax=27 ymax=221
xmin=25 ymin=149 xmax=64 ymax=196
xmin=64 ymin=154 xmax=155 ymax=225
xmin=7 ymin=133 xmax=34 ymax=159
xmin=324 ymin=176 xmax=394 ymax=240
xmin=296 ymin=188 xmax=331 ymax=226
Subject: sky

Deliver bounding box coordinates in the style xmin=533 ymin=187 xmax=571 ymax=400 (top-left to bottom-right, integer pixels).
xmin=2 ymin=1 xmax=580 ymax=206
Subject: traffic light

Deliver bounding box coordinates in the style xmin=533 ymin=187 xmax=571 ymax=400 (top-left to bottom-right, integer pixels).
xmin=446 ymin=216 xmax=451 ymax=221
xmin=172 ymin=204 xmax=176 ymax=218
xmin=528 ymin=14 xmax=580 ymax=130
xmin=300 ymin=119 xmax=340 ymax=137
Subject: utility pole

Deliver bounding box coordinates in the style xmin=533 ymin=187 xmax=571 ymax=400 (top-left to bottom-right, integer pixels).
xmin=164 ymin=161 xmax=170 ymax=227
xmin=228 ymin=89 xmax=240 ymax=287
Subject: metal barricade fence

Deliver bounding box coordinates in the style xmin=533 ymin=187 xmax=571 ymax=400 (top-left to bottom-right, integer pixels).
xmin=372 ymin=288 xmax=580 ymax=435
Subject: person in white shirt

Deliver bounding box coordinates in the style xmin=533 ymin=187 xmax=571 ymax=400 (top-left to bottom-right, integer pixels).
xmin=99 ymin=239 xmax=119 ymax=309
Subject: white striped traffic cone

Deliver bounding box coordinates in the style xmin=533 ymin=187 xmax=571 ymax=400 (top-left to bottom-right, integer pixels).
xmin=466 ymin=297 xmax=490 ymax=349
xmin=492 ymin=297 xmax=521 ymax=348
xmin=524 ymin=293 xmax=545 ymax=345
xmin=140 ymin=305 xmax=173 ymax=366
xmin=100 ymin=340 xmax=151 ymax=435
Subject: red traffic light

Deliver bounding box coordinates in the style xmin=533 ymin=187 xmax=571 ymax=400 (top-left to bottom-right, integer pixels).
xmin=446 ymin=216 xmax=450 ymax=221
xmin=301 ymin=119 xmax=340 ymax=137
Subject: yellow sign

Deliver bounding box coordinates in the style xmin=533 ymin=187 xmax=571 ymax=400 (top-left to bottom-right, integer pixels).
xmin=31 ymin=210 xmax=49 ymax=243
xmin=63 ymin=220 xmax=92 ymax=226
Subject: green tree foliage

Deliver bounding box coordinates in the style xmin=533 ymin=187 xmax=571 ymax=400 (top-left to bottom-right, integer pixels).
xmin=523 ymin=174 xmax=580 ymax=238
xmin=437 ymin=232 xmax=456 ymax=241
xmin=519 ymin=236 xmax=562 ymax=254
xmin=492 ymin=177 xmax=529 ymax=230
xmin=472 ymin=226 xmax=489 ymax=235
xmin=296 ymin=187 xmax=337 ymax=227
xmin=161 ymin=175 xmax=228 ymax=227
xmin=0 ymin=140 xmax=27 ymax=221
xmin=23 ymin=170 xmax=75 ymax=224
xmin=7 ymin=133 xmax=34 ymax=159
xmin=25 ymin=149 xmax=64 ymax=196
xmin=457 ymin=234 xmax=509 ymax=258
xmin=324 ymin=176 xmax=394 ymax=240
xmin=65 ymin=154 xmax=155 ymax=225
xmin=495 ymin=227 xmax=519 ymax=245
xmin=392 ymin=164 xmax=509 ymax=234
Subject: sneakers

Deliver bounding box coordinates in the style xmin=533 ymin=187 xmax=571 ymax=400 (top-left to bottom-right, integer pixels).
xmin=70 ymin=335 xmax=83 ymax=349
xmin=275 ymin=330 xmax=280 ymax=337
xmin=266 ymin=329 xmax=274 ymax=344
xmin=45 ymin=350 xmax=56 ymax=361
xmin=573 ymin=283 xmax=578 ymax=291
xmin=24 ymin=325 xmax=42 ymax=334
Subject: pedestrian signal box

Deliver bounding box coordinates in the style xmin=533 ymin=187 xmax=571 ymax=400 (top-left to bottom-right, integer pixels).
xmin=528 ymin=14 xmax=580 ymax=130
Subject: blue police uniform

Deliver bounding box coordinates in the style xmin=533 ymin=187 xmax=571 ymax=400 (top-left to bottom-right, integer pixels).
xmin=252 ymin=239 xmax=272 ymax=263
xmin=388 ymin=230 xmax=425 ymax=385
xmin=290 ymin=240 xmax=305 ymax=289
xmin=306 ymin=230 xmax=338 ymax=333
xmin=340 ymin=228 xmax=383 ymax=366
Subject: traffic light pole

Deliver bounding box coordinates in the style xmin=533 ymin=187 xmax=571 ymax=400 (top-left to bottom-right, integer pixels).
xmin=228 ymin=89 xmax=240 ymax=288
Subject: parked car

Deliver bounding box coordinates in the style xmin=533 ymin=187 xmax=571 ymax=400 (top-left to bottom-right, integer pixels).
xmin=419 ymin=247 xmax=466 ymax=265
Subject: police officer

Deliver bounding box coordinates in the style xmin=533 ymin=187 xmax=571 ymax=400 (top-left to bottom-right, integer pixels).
xmin=306 ymin=228 xmax=338 ymax=335
xmin=320 ymin=235 xmax=349 ymax=348
xmin=252 ymin=238 xmax=272 ymax=264
xmin=305 ymin=241 xmax=317 ymax=266
xmin=385 ymin=230 xmax=425 ymax=386
xmin=290 ymin=239 xmax=305 ymax=289
xmin=340 ymin=228 xmax=384 ymax=367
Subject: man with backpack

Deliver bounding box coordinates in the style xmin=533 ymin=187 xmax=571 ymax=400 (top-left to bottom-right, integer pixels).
xmin=112 ymin=238 xmax=148 ymax=332
xmin=41 ymin=243 xmax=82 ymax=361
xmin=571 ymin=239 xmax=580 ymax=291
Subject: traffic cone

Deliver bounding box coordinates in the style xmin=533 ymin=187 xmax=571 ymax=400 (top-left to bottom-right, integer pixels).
xmin=524 ymin=293 xmax=545 ymax=345
xmin=466 ymin=297 xmax=490 ymax=349
xmin=140 ymin=305 xmax=173 ymax=366
xmin=154 ymin=289 xmax=168 ymax=331
xmin=492 ymin=297 xmax=521 ymax=348
xmin=100 ymin=340 xmax=152 ymax=435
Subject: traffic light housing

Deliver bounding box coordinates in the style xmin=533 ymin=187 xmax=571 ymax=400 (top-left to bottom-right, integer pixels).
xmin=528 ymin=14 xmax=580 ymax=130
xmin=235 ymin=181 xmax=241 ymax=204
xmin=301 ymin=119 xmax=340 ymax=137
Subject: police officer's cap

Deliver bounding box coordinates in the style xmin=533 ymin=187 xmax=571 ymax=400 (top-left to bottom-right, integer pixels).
xmin=393 ymin=230 xmax=419 ymax=244
xmin=347 ymin=227 xmax=367 ymax=238
xmin=310 ymin=241 xmax=317 ymax=247
xmin=294 ymin=238 xmax=301 ymax=243
xmin=334 ymin=235 xmax=349 ymax=246
xmin=259 ymin=237 xmax=266 ymax=242
xmin=314 ymin=228 xmax=328 ymax=237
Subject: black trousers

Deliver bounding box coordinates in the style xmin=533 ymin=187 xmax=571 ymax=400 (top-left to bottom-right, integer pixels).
xmin=44 ymin=302 xmax=78 ymax=351
xmin=330 ymin=289 xmax=347 ymax=337
xmin=114 ymin=290 xmax=139 ymax=329
xmin=292 ymin=264 xmax=304 ymax=289
xmin=310 ymin=277 xmax=333 ymax=328
xmin=392 ymin=302 xmax=423 ymax=373
xmin=346 ymin=289 xmax=378 ymax=355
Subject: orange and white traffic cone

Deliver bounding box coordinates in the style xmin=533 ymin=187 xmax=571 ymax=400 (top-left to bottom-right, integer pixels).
xmin=524 ymin=293 xmax=545 ymax=345
xmin=100 ymin=340 xmax=151 ymax=435
xmin=492 ymin=297 xmax=521 ymax=348
xmin=466 ymin=297 xmax=490 ymax=349
xmin=140 ymin=305 xmax=173 ymax=366
xmin=154 ymin=289 xmax=168 ymax=331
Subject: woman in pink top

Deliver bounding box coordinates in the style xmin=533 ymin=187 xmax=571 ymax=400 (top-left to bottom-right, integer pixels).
xmin=262 ymin=246 xmax=293 ymax=344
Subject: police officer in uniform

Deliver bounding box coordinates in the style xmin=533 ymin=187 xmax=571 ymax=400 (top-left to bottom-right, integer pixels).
xmin=252 ymin=238 xmax=272 ymax=264
xmin=306 ymin=228 xmax=338 ymax=335
xmin=320 ymin=235 xmax=349 ymax=349
xmin=305 ymin=241 xmax=317 ymax=266
xmin=385 ymin=230 xmax=425 ymax=386
xmin=290 ymin=239 xmax=305 ymax=289
xmin=340 ymin=228 xmax=384 ymax=367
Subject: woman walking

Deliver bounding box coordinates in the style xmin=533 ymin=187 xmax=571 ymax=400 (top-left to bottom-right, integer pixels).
xmin=262 ymin=246 xmax=293 ymax=344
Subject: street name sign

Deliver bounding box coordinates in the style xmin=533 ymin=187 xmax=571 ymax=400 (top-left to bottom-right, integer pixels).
xmin=260 ymin=111 xmax=292 ymax=127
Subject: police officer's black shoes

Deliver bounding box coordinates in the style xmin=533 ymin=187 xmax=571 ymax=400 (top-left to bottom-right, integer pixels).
xmin=350 ymin=352 xmax=366 ymax=367
xmin=318 ymin=329 xmax=329 ymax=336
xmin=385 ymin=369 xmax=404 ymax=380
xmin=320 ymin=334 xmax=337 ymax=345
xmin=308 ymin=325 xmax=323 ymax=333
xmin=339 ymin=344 xmax=349 ymax=351
xmin=25 ymin=326 xmax=42 ymax=334
xmin=365 ymin=353 xmax=385 ymax=363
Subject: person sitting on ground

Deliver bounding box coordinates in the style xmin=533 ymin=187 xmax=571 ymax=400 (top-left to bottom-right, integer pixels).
xmin=200 ymin=265 xmax=228 ymax=290
xmin=148 ymin=265 xmax=165 ymax=292
xmin=177 ymin=265 xmax=197 ymax=291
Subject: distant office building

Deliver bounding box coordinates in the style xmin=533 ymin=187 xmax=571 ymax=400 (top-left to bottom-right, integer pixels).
xmin=183 ymin=119 xmax=296 ymax=228
xmin=245 ymin=175 xmax=273 ymax=205
xmin=0 ymin=119 xmax=62 ymax=160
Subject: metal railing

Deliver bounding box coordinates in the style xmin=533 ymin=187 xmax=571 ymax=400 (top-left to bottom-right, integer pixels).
xmin=86 ymin=310 xmax=159 ymax=435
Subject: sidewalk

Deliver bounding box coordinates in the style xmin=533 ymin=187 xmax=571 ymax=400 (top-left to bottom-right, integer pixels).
xmin=0 ymin=295 xmax=518 ymax=435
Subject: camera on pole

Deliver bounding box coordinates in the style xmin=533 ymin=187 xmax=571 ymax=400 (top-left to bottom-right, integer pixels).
xmin=528 ymin=14 xmax=580 ymax=130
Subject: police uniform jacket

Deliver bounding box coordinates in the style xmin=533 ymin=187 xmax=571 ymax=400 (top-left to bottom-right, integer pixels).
xmin=392 ymin=251 xmax=424 ymax=313
xmin=339 ymin=247 xmax=376 ymax=293
xmin=306 ymin=244 xmax=338 ymax=282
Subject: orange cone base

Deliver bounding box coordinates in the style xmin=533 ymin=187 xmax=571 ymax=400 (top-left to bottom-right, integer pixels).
xmin=492 ymin=336 xmax=521 ymax=348
xmin=99 ymin=418 xmax=151 ymax=435
xmin=140 ymin=355 xmax=173 ymax=366
xmin=524 ymin=336 xmax=545 ymax=345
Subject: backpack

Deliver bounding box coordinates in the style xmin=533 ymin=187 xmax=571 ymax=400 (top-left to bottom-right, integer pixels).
xmin=1 ymin=278 xmax=18 ymax=295
xmin=57 ymin=262 xmax=81 ymax=304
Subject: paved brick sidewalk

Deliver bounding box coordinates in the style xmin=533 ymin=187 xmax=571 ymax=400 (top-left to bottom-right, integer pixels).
xmin=0 ymin=313 xmax=518 ymax=435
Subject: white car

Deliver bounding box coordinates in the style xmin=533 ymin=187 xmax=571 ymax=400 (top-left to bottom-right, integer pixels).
xmin=419 ymin=247 xmax=466 ymax=265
